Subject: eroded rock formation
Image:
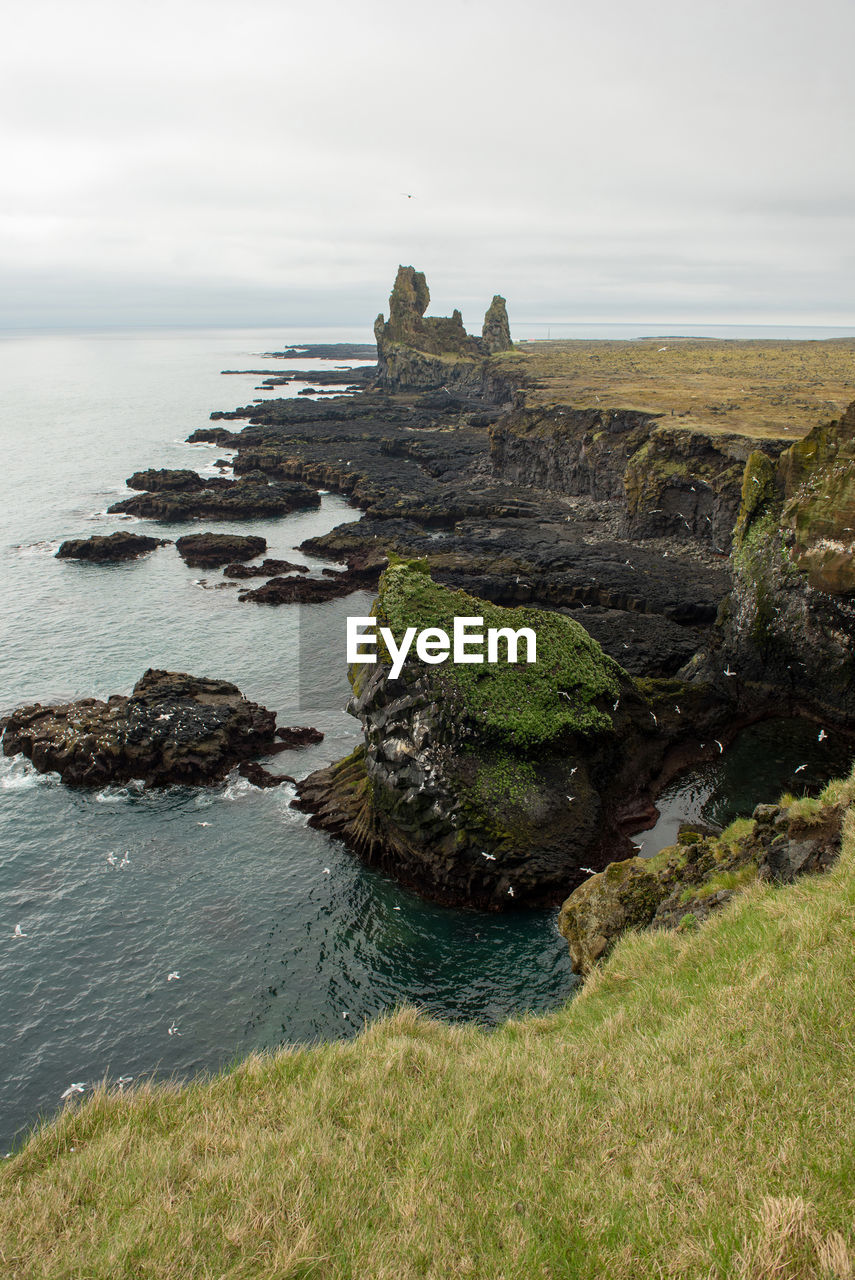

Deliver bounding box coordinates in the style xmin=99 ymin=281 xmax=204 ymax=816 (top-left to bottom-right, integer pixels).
xmin=374 ymin=266 xmax=513 ymax=390
xmin=56 ymin=532 xmax=169 ymax=562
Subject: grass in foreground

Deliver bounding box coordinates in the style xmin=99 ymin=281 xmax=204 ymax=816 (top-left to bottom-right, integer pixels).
xmin=494 ymin=338 xmax=855 ymax=439
xmin=3 ymin=824 xmax=855 ymax=1278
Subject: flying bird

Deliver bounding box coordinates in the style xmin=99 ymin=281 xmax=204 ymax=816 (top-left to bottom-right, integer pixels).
xmin=818 ymin=729 xmax=828 ymax=742
xmin=167 ymin=1022 xmax=181 ymax=1036
xmin=566 ymin=795 xmax=575 ymax=805
xmin=167 ymin=971 xmax=180 ymax=982
xmin=675 ymin=705 xmax=681 ymax=715
xmin=401 ymin=192 xmax=416 ymax=199
xmin=119 ymin=853 xmax=130 ymax=868
xmin=507 ymin=886 xmax=515 ymax=897
xmin=323 ymin=867 xmax=331 ymax=875
xmin=60 ymin=1083 xmax=85 ymax=1101
xmin=650 ymin=711 xmax=658 ymax=725
xmin=116 ymin=1076 xmax=133 ymax=1091
xmin=481 ymin=851 xmax=496 ymax=860
xmin=580 ymin=866 xmax=596 ymax=875
xmin=106 ymin=852 xmax=117 ymax=866
xmin=724 ymin=666 xmax=736 ymax=677
xmin=715 ymin=740 xmax=723 ymax=753
xmin=794 ymin=764 xmax=808 ymax=774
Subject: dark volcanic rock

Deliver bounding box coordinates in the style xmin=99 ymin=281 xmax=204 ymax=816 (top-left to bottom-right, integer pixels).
xmin=176 ymin=533 xmax=266 ymax=567
xmin=108 ymin=476 xmax=320 ymax=522
xmin=126 ymin=468 xmax=205 ymax=492
xmin=238 ymin=761 xmax=296 ymax=788
xmin=275 ymin=725 xmax=324 ymax=746
xmin=238 ymin=558 xmax=383 ymax=604
xmin=223 ymin=558 xmax=309 ymax=579
xmin=56 ymin=532 xmax=169 ymax=562
xmin=1 ymin=669 xmax=279 ymax=787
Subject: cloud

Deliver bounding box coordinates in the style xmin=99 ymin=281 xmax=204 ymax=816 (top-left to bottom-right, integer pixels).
xmin=1 ymin=0 xmax=853 ymax=327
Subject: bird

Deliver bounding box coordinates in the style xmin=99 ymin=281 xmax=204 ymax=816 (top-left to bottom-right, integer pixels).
xmin=167 ymin=971 xmax=180 ymax=982
xmin=724 ymin=665 xmax=736 ymax=677
xmin=60 ymin=1082 xmax=86 ymax=1101
xmin=507 ymin=886 xmax=515 ymax=897
xmin=323 ymin=867 xmax=331 ymax=875
xmin=633 ymin=841 xmax=645 ymax=851
xmin=752 ymin=476 xmax=760 ymax=485
xmin=818 ymin=729 xmax=828 ymax=742
xmin=481 ymin=851 xmax=496 ymax=860
xmin=117 ymin=1076 xmax=133 ymax=1092
xmin=401 ymin=192 xmax=415 ymax=199
xmin=675 ymin=705 xmax=681 ymax=715
xmin=342 ymin=1011 xmax=349 ymax=1019
xmin=794 ymin=764 xmax=808 ymax=774
xmin=569 ymin=766 xmax=578 ymax=775
xmin=393 ymin=906 xmax=401 ymax=911
xmin=658 ymin=346 xmax=669 ymax=352
xmin=566 ymin=795 xmax=575 ymax=805
xmin=613 ymin=698 xmax=620 ymax=712
xmin=197 ymin=821 xmax=211 ymax=827
xmin=12 ymin=924 xmax=26 ymax=938
xmin=580 ymin=866 xmax=596 ymax=875
xmin=119 ymin=852 xmax=130 ymax=868
xmin=167 ymin=1022 xmax=181 ymax=1036
xmin=559 ymin=691 xmax=572 ymax=701
xmin=106 ymin=852 xmax=117 ymax=866
xmin=715 ymin=741 xmax=723 ymax=753
xmin=650 ymin=711 xmax=658 ymax=725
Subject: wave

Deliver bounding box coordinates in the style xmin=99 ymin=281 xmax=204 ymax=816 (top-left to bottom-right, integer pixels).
xmin=0 ymin=757 xmax=55 ymax=792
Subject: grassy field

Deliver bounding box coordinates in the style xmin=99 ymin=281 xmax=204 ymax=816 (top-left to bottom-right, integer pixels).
xmin=2 ymin=810 xmax=854 ymax=1276
xmin=494 ymin=338 xmax=855 ymax=440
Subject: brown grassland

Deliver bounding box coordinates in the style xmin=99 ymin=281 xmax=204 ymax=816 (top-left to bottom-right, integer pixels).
xmin=494 ymin=338 xmax=855 ymax=440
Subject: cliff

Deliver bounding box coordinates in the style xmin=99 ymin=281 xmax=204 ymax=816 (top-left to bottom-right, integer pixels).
xmin=373 ymin=266 xmax=513 ymax=392
xmin=707 ymin=399 xmax=855 ymax=717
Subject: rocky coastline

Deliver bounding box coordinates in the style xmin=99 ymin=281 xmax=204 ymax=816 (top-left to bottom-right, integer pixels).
xmin=38 ymin=267 xmax=855 ymax=952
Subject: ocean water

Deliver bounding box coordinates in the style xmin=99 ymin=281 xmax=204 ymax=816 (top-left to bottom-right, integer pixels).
xmin=0 ymin=328 xmax=580 ymax=1153
xmin=1 ymin=326 xmax=851 ymax=1155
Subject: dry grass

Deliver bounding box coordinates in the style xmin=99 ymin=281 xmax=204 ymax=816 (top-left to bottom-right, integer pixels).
xmin=495 ymin=338 xmax=855 ymax=440
xmin=3 ymin=820 xmax=855 ymax=1277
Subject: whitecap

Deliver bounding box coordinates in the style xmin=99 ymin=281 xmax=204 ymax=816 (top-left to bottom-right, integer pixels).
xmin=0 ymin=757 xmax=54 ymax=791
xmin=222 ymin=773 xmax=256 ymax=803
xmin=14 ymin=539 xmax=62 ymax=557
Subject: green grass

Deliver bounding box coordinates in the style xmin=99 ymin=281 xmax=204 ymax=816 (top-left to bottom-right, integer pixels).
xmin=374 ymin=562 xmax=623 ymax=747
xmin=3 ymin=812 xmax=855 ymax=1276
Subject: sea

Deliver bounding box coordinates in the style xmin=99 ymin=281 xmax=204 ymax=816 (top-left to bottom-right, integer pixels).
xmin=2 ymin=322 xmax=853 ymax=1154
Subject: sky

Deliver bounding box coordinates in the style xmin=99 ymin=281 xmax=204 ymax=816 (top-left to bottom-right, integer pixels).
xmin=2 ymin=0 xmax=854 ymax=331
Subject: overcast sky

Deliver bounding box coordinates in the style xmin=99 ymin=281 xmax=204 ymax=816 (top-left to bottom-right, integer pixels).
xmin=2 ymin=0 xmax=854 ymax=330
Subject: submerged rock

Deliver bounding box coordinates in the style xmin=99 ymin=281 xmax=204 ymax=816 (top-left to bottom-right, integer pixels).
xmin=223 ymin=558 xmax=310 ymax=579
xmin=176 ymin=533 xmax=267 ymax=567
xmin=1 ymin=669 xmax=280 ymax=787
xmin=56 ymin=532 xmax=169 ymax=562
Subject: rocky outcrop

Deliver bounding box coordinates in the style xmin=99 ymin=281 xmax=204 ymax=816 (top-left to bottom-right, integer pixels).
xmin=1 ymin=669 xmax=283 ymax=787
xmin=373 ymin=266 xmax=513 ymax=391
xmin=126 ymin=469 xmax=205 ymax=492
xmin=558 ymin=787 xmax=847 ymax=974
xmin=707 ymin=401 xmax=855 ymax=718
xmin=56 ymin=532 xmax=169 ymax=562
xmin=175 ymin=533 xmax=266 ymax=567
xmin=238 ymin=555 xmax=383 ymax=604
xmin=293 ymin=562 xmax=727 ymax=908
xmin=223 ymin=558 xmax=309 ymax=578
xmin=108 ymin=476 xmax=320 ymax=522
